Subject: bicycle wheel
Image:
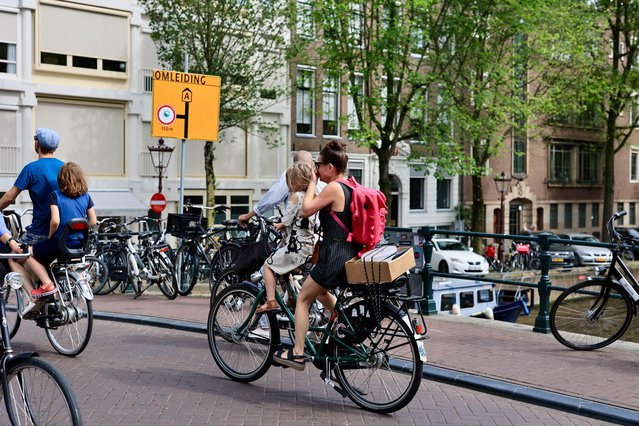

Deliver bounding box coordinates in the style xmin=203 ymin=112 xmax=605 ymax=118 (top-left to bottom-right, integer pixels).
xmin=209 ymin=243 xmax=241 ymax=289
xmin=4 ymin=286 xmax=29 ymax=339
xmin=208 ymin=284 xmax=277 ymax=383
xmin=151 ymin=251 xmax=178 ymax=300
xmin=332 ymin=305 xmax=422 ymax=413
xmin=550 ymin=279 xmax=633 ymax=350
xmin=95 ymin=247 xmax=128 ymax=295
xmin=45 ymin=273 xmax=94 ymax=356
xmin=175 ymin=242 xmax=200 ymax=296
xmin=210 ymin=268 xmax=247 ymax=301
xmin=0 ymin=357 xmax=82 ymax=425
xmin=84 ymin=255 xmax=109 ymax=294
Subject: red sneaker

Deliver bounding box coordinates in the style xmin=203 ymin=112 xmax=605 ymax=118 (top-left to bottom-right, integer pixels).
xmin=31 ymin=282 xmax=56 ymax=299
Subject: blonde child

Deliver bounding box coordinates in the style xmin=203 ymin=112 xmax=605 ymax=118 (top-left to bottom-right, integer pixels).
xmin=256 ymin=162 xmax=318 ymax=313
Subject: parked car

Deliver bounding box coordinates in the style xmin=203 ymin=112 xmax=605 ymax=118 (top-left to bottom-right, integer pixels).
xmin=614 ymin=227 xmax=639 ymax=259
xmin=431 ymin=238 xmax=489 ymax=276
xmin=557 ymin=233 xmax=612 ymax=266
xmin=518 ymin=231 xmax=576 ymax=269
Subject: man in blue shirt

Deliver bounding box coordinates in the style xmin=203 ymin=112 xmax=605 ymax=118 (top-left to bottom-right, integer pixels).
xmin=0 ymin=128 xmax=64 ymax=245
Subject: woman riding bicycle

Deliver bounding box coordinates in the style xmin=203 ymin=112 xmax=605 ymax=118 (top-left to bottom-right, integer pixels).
xmin=273 ymin=141 xmax=362 ymax=370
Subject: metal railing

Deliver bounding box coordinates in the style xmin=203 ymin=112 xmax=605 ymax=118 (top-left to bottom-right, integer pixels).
xmin=386 ymin=226 xmax=621 ymax=334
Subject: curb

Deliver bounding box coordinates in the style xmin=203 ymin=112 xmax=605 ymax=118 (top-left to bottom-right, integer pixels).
xmin=95 ymin=310 xmax=638 ymax=425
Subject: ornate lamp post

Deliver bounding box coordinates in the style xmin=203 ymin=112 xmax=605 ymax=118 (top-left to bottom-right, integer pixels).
xmin=148 ymin=138 xmax=174 ymax=193
xmin=494 ymin=172 xmax=512 ymax=263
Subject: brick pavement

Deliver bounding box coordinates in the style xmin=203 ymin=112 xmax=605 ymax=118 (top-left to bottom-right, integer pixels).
xmin=8 ymin=317 xmax=611 ymax=425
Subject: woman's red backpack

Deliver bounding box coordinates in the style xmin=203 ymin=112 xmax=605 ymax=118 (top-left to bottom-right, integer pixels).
xmin=330 ymin=177 xmax=388 ymax=257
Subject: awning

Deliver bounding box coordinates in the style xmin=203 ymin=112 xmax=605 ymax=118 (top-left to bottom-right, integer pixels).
xmin=90 ymin=190 xmax=148 ymax=218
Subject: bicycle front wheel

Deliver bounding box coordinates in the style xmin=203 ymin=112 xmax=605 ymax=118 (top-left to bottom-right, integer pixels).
xmin=45 ymin=274 xmax=94 ymax=356
xmin=84 ymin=255 xmax=109 ymax=294
xmin=175 ymin=243 xmax=200 ymax=296
xmin=0 ymin=357 xmax=82 ymax=425
xmin=550 ymin=279 xmax=633 ymax=350
xmin=151 ymin=251 xmax=178 ymax=300
xmin=208 ymin=284 xmax=277 ymax=383
xmin=209 ymin=243 xmax=241 ymax=290
xmin=210 ymin=268 xmax=247 ymax=301
xmin=333 ymin=306 xmax=422 ymax=414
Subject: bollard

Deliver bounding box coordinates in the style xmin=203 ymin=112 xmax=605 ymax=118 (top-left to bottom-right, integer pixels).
xmin=419 ymin=226 xmax=437 ymax=315
xmin=533 ymin=232 xmax=552 ymax=333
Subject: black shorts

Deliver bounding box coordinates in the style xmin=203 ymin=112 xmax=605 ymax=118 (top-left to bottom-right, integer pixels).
xmin=32 ymin=238 xmax=60 ymax=266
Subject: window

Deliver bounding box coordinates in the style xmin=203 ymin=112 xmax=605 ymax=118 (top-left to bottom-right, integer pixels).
xmin=631 ymin=202 xmax=636 ymax=225
xmin=349 ymin=167 xmax=362 ymax=183
xmin=38 ymin=4 xmax=129 ymax=76
xmin=436 ymin=178 xmax=451 ymax=209
xmin=578 ymin=203 xmax=586 ymax=228
xmin=410 ymin=178 xmax=425 ymax=210
xmin=214 ymin=193 xmax=251 ymax=224
xmin=296 ymin=67 xmax=315 ymax=135
xmin=348 ymin=3 xmax=363 ymax=47
xmin=513 ymin=127 xmax=527 ymax=175
xmin=382 ymin=76 xmax=400 ymax=128
xmin=550 ymin=203 xmax=558 ymax=229
xmin=296 ymin=0 xmax=314 ymax=39
xmin=631 ymin=148 xmax=639 ymax=182
xmin=460 ymin=291 xmax=474 ymax=309
xmin=618 ymin=203 xmax=625 ymax=224
xmin=347 ymin=73 xmax=364 ymax=138
xmin=0 ymin=42 xmax=16 ymax=74
xmin=322 ymin=74 xmax=339 ymax=136
xmin=564 ymin=203 xmax=572 ymax=229
xmin=549 ymin=141 xmax=601 ymax=185
xmin=591 ymin=203 xmax=599 ymax=227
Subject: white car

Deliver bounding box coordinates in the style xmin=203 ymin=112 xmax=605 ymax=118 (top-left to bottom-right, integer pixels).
xmin=431 ymin=238 xmax=489 ymax=276
xmin=557 ymin=233 xmax=612 ymax=266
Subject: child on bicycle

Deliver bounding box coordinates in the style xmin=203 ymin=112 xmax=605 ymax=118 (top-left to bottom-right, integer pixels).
xmin=10 ymin=162 xmax=96 ymax=315
xmin=255 ymin=162 xmax=319 ymax=313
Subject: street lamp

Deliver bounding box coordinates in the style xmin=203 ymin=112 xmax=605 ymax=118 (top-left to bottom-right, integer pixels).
xmin=148 ymin=138 xmax=174 ymax=193
xmin=494 ymin=172 xmax=512 ymax=263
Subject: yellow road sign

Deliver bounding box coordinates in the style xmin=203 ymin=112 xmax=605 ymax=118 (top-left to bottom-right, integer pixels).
xmin=152 ymin=70 xmax=221 ymax=141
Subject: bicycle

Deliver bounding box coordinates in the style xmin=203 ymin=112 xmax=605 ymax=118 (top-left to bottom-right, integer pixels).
xmin=172 ymin=205 xmax=245 ymax=296
xmin=4 ymin=219 xmax=94 ymax=357
xmin=0 ymin=252 xmax=82 ymax=425
xmin=550 ymin=210 xmax=639 ymax=350
xmin=95 ymin=217 xmax=178 ymax=299
xmin=207 ymin=273 xmax=426 ymax=413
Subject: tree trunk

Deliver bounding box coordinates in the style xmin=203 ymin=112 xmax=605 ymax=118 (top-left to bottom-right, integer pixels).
xmin=470 ymin=174 xmax=485 ymax=252
xmin=377 ymin=146 xmax=392 ymax=210
xmin=204 ymin=141 xmax=217 ymax=224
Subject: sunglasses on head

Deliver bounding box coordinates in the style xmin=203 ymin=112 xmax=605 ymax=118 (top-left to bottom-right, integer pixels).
xmin=315 ymin=161 xmax=328 ymax=168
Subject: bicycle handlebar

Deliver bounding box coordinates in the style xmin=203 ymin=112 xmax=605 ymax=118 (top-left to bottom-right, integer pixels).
xmin=0 ymin=253 xmax=30 ymax=260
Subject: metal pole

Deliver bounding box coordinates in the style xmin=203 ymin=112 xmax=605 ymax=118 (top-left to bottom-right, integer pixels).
xmin=498 ymin=192 xmax=505 ymax=263
xmin=178 ymin=54 xmax=189 ymax=214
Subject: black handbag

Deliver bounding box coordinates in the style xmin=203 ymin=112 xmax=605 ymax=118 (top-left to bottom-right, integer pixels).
xmin=233 ymin=239 xmax=276 ymax=275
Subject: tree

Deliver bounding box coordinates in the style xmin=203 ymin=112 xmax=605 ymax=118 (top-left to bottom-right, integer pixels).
xmin=305 ymin=0 xmax=474 ymax=204
xmin=141 ymin=0 xmax=291 ymax=213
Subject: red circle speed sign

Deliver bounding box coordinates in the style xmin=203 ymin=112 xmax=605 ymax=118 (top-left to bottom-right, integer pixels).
xmin=150 ymin=192 xmax=167 ymax=213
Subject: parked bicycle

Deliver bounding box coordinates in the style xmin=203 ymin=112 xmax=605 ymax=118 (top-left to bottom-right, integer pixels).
xmin=4 ymin=218 xmax=94 ymax=357
xmin=550 ymin=211 xmax=639 ymax=350
xmin=95 ymin=217 xmax=177 ymax=299
xmin=483 ymin=245 xmax=503 ymax=272
xmin=0 ymin=252 xmax=82 ymax=425
xmin=207 ymin=272 xmax=426 ymax=413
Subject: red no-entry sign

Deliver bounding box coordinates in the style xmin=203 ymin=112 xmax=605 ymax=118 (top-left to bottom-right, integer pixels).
xmin=150 ymin=192 xmax=167 ymax=213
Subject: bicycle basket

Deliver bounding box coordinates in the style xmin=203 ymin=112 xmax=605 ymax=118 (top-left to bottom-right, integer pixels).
xmin=233 ymin=239 xmax=276 ymax=275
xmin=166 ymin=214 xmax=208 ymax=238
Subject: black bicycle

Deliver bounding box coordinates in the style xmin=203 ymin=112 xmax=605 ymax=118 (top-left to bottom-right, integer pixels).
xmin=0 ymin=252 xmax=82 ymax=425
xmin=550 ymin=211 xmax=639 ymax=350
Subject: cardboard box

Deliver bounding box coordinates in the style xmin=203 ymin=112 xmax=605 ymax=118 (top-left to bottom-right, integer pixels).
xmin=345 ymin=246 xmax=416 ymax=284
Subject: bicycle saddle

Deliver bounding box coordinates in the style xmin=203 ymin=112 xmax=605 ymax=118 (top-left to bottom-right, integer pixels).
xmin=223 ymin=219 xmax=239 ymax=226
xmin=138 ymin=231 xmax=155 ymax=239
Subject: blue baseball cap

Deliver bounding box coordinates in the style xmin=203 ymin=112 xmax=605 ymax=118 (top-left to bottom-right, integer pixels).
xmin=34 ymin=128 xmax=60 ymax=150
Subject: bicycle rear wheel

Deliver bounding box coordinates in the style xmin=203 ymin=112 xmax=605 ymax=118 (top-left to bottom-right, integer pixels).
xmin=45 ymin=273 xmax=94 ymax=356
xmin=84 ymin=255 xmax=109 ymax=294
xmin=209 ymin=243 xmax=241 ymax=290
xmin=175 ymin=242 xmax=200 ymax=296
xmin=332 ymin=305 xmax=422 ymax=414
xmin=0 ymin=357 xmax=82 ymax=425
xmin=550 ymin=279 xmax=633 ymax=350
xmin=151 ymin=251 xmax=178 ymax=299
xmin=210 ymin=268 xmax=247 ymax=301
xmin=95 ymin=247 xmax=128 ymax=295
xmin=208 ymin=284 xmax=277 ymax=383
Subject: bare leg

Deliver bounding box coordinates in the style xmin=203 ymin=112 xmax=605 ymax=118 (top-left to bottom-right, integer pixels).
xmin=7 ymin=259 xmax=35 ymax=294
xmin=292 ymin=276 xmax=327 ymax=356
xmin=257 ymin=263 xmax=277 ymax=311
xmin=24 ymin=257 xmax=52 ymax=287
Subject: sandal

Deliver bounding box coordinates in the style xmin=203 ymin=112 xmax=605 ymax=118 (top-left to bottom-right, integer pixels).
xmin=255 ymin=300 xmax=279 ymax=314
xmin=273 ymin=348 xmax=309 ymax=371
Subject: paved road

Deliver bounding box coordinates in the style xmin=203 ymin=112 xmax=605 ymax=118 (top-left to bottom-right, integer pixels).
xmin=7 ymin=313 xmax=612 ymax=425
